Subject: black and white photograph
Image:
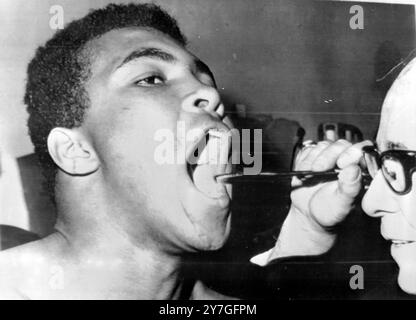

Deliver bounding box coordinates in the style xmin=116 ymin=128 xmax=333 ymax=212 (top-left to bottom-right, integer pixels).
xmin=0 ymin=0 xmax=416 ymax=303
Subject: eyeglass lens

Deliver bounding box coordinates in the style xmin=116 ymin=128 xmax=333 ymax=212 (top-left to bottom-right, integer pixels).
xmin=363 ymin=151 xmax=379 ymax=178
xmin=363 ymin=149 xmax=407 ymax=193
xmin=382 ymin=156 xmax=406 ymax=193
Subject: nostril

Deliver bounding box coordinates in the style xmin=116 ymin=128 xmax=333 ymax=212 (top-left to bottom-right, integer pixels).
xmin=195 ymin=99 xmax=209 ymax=109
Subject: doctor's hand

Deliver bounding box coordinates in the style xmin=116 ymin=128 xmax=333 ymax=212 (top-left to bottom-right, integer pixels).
xmin=268 ymin=139 xmax=372 ymax=260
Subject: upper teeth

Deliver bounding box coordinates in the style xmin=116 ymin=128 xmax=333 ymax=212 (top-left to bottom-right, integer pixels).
xmin=190 ymin=129 xmax=231 ymax=198
xmin=196 ymin=129 xmax=231 ymax=166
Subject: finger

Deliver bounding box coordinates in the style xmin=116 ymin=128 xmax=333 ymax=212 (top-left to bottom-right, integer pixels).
xmin=294 ymin=144 xmax=315 ymax=169
xmin=296 ymin=141 xmax=331 ymax=171
xmin=336 ymin=140 xmax=373 ymax=169
xmin=310 ymin=165 xmax=361 ymax=227
xmin=311 ymin=139 xmax=351 ymax=171
xmin=293 ymin=140 xmax=319 ymax=168
xmin=338 ymin=164 xmax=362 ymax=197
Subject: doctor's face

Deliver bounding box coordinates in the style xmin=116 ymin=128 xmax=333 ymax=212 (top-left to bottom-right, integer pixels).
xmin=362 ymin=57 xmax=416 ymax=294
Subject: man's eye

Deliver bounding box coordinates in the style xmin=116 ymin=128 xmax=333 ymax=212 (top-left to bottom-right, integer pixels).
xmin=385 ymin=168 xmax=397 ymax=180
xmin=135 ymin=75 xmax=165 ymax=86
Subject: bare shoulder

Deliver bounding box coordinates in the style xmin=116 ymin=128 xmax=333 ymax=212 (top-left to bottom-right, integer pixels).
xmin=0 ymin=239 xmax=54 ymax=299
xmin=0 ymin=247 xmax=28 ymax=299
xmin=191 ymin=280 xmax=239 ymax=300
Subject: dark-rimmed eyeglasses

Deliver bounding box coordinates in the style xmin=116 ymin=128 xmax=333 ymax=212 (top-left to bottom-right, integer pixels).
xmin=362 ymin=145 xmax=416 ymax=195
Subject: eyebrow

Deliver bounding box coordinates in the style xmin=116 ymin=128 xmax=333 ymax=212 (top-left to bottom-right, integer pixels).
xmin=116 ymin=47 xmax=177 ymax=70
xmin=115 ymin=47 xmax=216 ymax=84
xmin=386 ymin=141 xmax=408 ymax=150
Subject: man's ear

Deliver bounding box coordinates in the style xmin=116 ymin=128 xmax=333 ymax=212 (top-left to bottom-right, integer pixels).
xmin=47 ymin=128 xmax=100 ymax=175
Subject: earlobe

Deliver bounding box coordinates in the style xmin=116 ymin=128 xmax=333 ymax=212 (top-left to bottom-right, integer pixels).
xmin=47 ymin=128 xmax=100 ymax=175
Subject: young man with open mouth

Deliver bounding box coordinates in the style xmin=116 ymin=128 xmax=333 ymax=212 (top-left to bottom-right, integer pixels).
xmin=0 ymin=3 xmax=363 ymax=299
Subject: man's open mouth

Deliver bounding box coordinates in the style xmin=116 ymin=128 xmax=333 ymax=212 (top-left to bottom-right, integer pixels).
xmin=186 ymin=128 xmax=232 ymax=200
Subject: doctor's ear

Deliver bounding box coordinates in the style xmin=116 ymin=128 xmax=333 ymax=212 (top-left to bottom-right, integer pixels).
xmin=47 ymin=128 xmax=100 ymax=175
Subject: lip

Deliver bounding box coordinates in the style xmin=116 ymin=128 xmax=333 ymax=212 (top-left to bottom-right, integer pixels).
xmin=382 ymin=233 xmax=416 ymax=248
xmin=380 ymin=218 xmax=416 ymax=243
xmin=390 ymin=241 xmax=416 ymax=263
xmin=390 ymin=239 xmax=416 ymax=246
xmin=382 ymin=232 xmax=416 ymax=246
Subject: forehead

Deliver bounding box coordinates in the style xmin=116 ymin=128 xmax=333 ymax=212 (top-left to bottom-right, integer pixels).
xmin=86 ymin=27 xmax=194 ymax=77
xmin=377 ymin=58 xmax=416 ymax=150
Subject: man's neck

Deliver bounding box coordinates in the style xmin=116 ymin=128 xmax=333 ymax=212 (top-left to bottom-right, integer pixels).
xmin=50 ymin=183 xmax=187 ymax=299
xmin=51 ymin=220 xmax=187 ymax=299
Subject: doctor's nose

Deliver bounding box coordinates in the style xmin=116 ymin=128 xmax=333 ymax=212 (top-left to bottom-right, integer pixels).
xmin=361 ymin=171 xmax=398 ymax=218
xmin=181 ymin=85 xmax=225 ymax=119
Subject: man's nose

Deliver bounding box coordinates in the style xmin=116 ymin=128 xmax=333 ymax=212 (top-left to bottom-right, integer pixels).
xmin=362 ymin=170 xmax=398 ymax=218
xmin=181 ymin=85 xmax=225 ymax=119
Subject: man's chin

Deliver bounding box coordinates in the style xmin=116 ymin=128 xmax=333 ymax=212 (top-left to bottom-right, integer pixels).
xmin=397 ymin=267 xmax=416 ymax=295
xmin=391 ymin=243 xmax=416 ymax=295
xmin=178 ymin=169 xmax=231 ymax=221
xmin=172 ymin=166 xmax=232 ymax=251
xmin=181 ymin=208 xmax=232 ymax=252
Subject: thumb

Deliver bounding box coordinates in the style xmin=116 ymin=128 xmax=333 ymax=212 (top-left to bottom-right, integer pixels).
xmin=310 ymin=164 xmax=361 ymax=228
xmin=337 ymin=164 xmax=362 ymax=199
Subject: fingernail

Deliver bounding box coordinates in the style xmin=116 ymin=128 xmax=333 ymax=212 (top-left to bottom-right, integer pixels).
xmin=302 ymin=140 xmax=316 ymax=147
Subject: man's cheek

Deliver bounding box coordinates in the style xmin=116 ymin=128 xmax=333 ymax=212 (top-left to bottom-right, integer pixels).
xmin=401 ymin=193 xmax=416 ymax=228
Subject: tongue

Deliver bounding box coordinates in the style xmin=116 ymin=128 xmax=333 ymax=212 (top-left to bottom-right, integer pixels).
xmin=192 ymin=131 xmax=229 ymax=198
xmin=193 ymin=163 xmax=223 ymax=198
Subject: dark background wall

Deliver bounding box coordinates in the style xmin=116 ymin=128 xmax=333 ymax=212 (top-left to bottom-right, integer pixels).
xmin=182 ymin=0 xmax=415 ymax=141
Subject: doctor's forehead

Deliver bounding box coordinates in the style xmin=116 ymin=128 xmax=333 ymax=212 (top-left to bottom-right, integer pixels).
xmin=377 ymin=57 xmax=416 ymax=149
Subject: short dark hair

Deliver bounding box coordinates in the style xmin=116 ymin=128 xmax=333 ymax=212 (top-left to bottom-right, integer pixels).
xmin=24 ymin=3 xmax=187 ymax=200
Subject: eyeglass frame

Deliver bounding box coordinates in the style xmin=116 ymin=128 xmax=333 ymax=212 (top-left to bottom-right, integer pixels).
xmin=362 ymin=145 xmax=416 ymax=195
